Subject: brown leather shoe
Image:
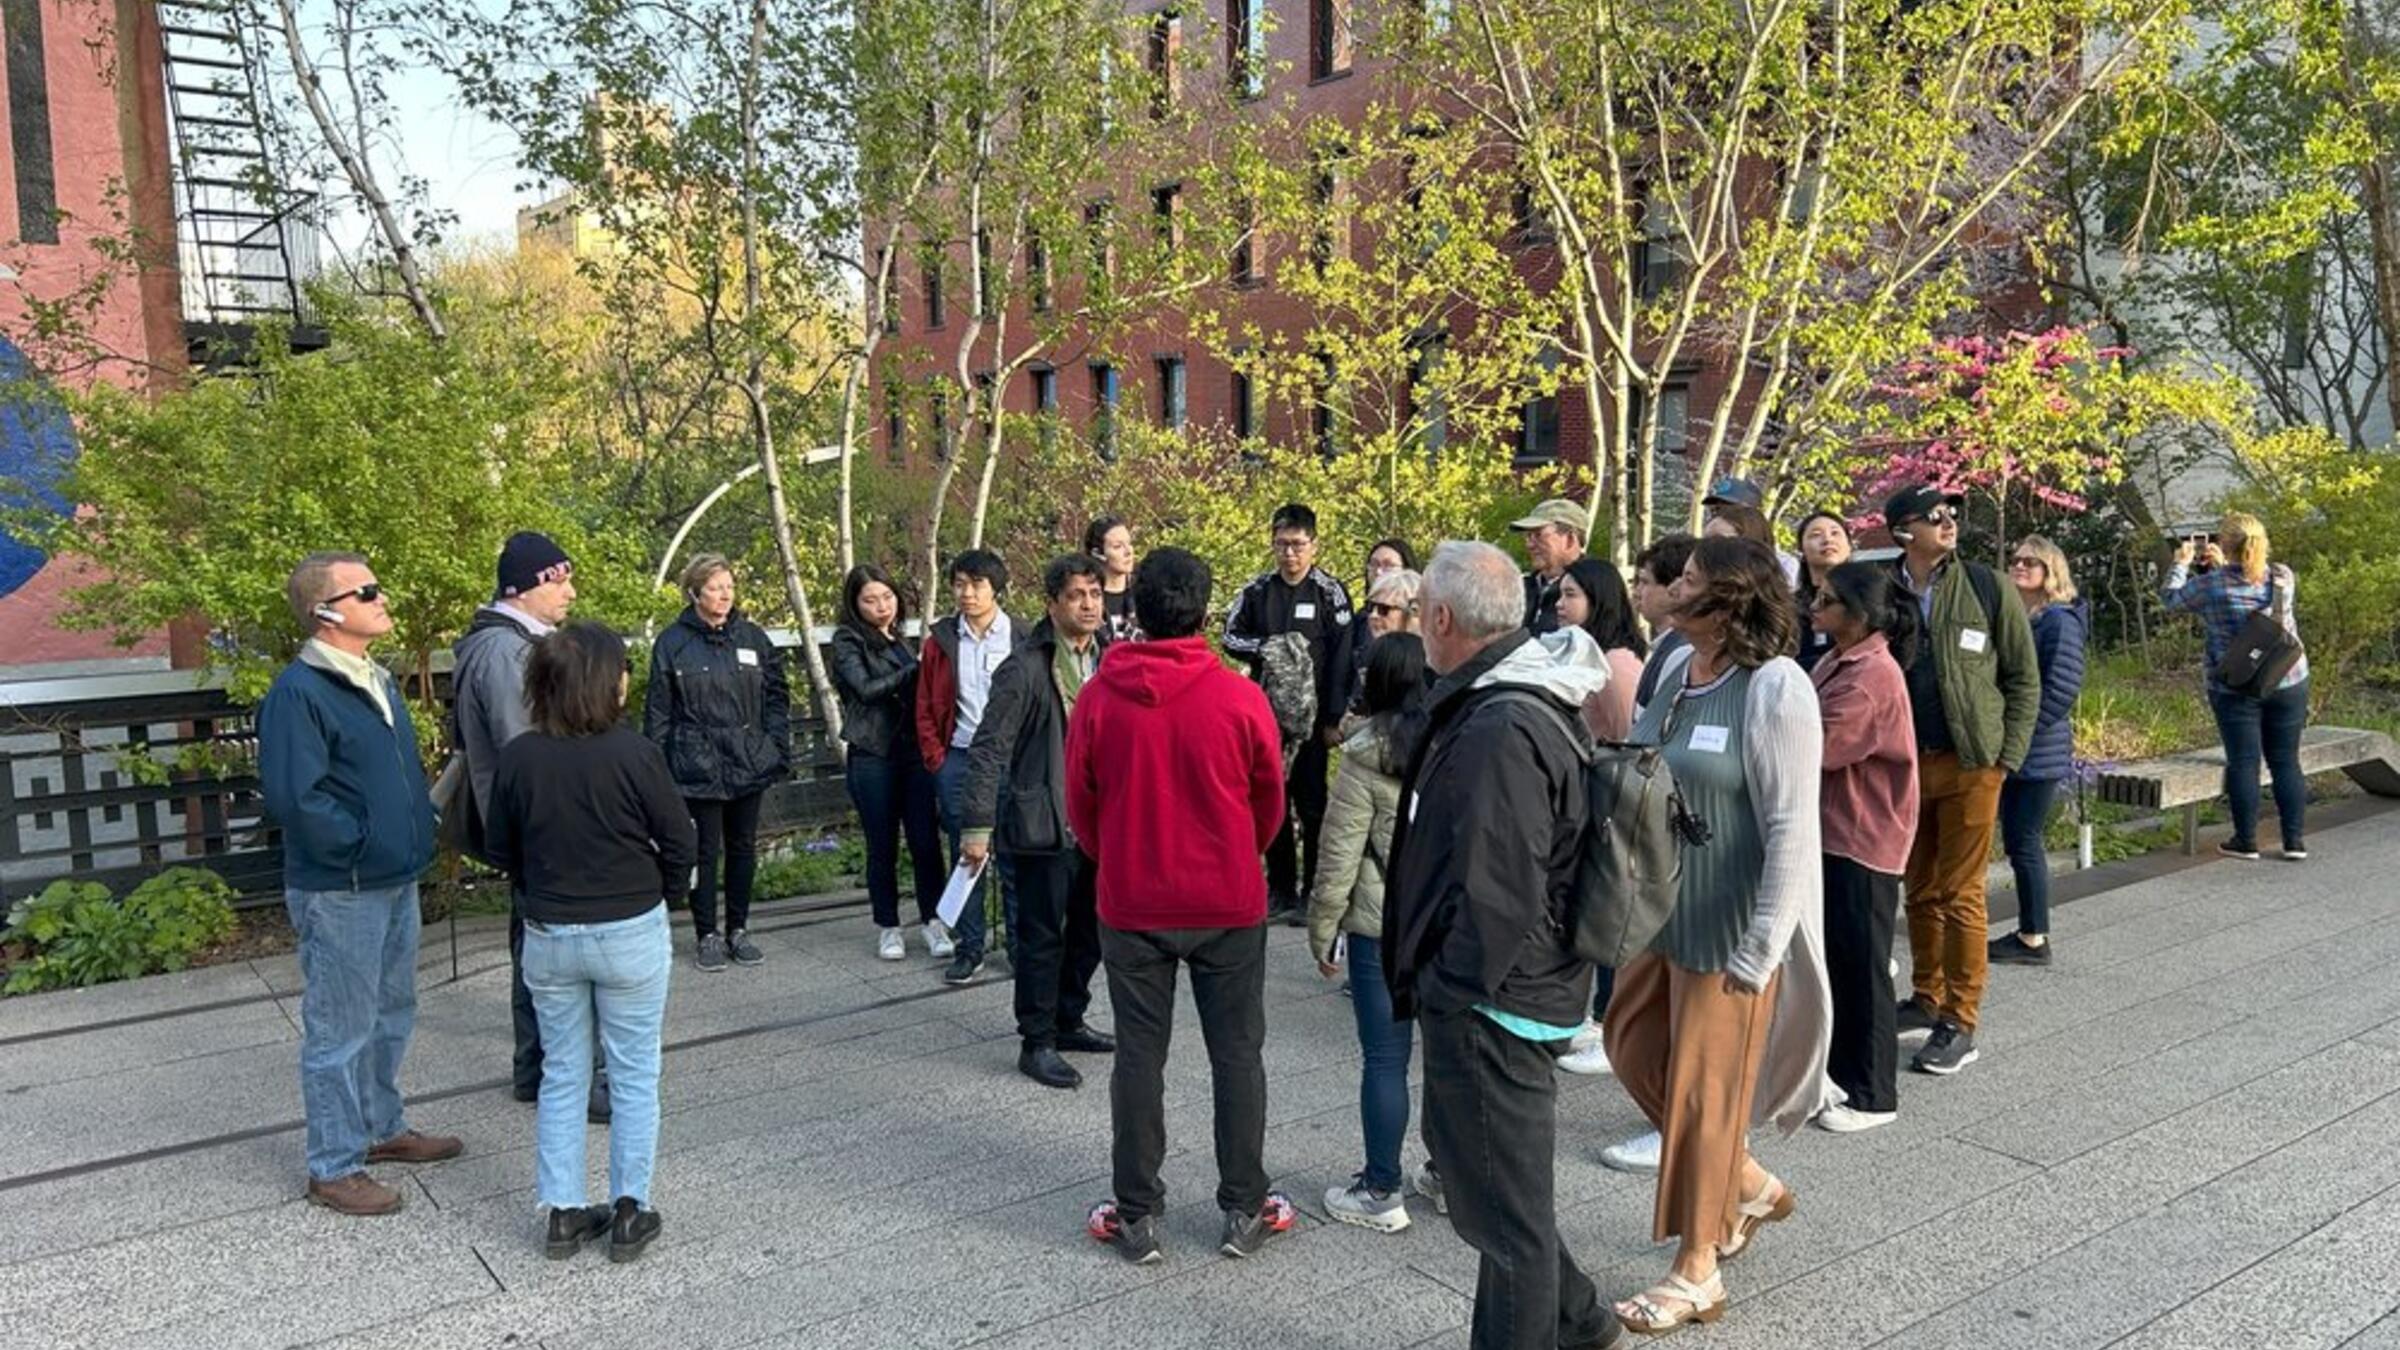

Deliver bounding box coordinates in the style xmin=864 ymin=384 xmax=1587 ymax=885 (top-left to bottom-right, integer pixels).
xmin=306 ymin=1172 xmax=405 ymax=1216
xmin=366 ymin=1130 xmax=464 ymax=1165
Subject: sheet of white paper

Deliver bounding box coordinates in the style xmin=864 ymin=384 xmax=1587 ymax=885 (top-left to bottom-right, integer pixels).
xmin=935 ymin=856 xmax=990 ymax=928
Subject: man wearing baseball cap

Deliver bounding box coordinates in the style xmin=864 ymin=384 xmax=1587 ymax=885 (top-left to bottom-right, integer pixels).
xmin=1881 ymin=484 xmax=2039 ymax=1079
xmin=1508 ymin=498 xmax=1590 ymax=634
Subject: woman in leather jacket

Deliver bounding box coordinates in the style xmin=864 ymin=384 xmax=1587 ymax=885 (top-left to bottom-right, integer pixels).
xmin=830 ymin=565 xmax=951 ymax=962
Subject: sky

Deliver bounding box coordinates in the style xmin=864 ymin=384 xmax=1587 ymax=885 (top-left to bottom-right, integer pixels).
xmin=338 ymin=60 xmax=532 ymax=250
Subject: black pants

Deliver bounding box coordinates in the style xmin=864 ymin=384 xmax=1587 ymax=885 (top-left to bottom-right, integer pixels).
xmin=1011 ymin=850 xmax=1102 ymax=1048
xmin=1823 ymin=854 xmax=1901 ymax=1113
xmin=1266 ymin=738 xmax=1329 ymax=902
xmin=509 ymin=896 xmax=607 ymax=1097
xmin=688 ymin=791 xmax=765 ymax=938
xmin=1100 ymin=921 xmax=1269 ymax=1223
xmin=1420 ymin=1008 xmax=1610 ymax=1350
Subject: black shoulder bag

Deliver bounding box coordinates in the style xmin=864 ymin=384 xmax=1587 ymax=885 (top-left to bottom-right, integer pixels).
xmin=2215 ymin=572 xmax=2303 ymax=698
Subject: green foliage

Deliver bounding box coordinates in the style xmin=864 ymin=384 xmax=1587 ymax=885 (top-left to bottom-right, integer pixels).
xmin=2 ymin=869 xmax=238 ymax=996
xmin=751 ymin=833 xmax=867 ymax=902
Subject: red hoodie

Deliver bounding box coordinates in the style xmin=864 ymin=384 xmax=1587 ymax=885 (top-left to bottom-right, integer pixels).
xmin=1065 ymin=636 xmax=1285 ymax=931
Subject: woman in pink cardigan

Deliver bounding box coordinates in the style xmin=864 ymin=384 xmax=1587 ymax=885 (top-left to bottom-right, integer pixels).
xmin=1808 ymin=561 xmax=1922 ymax=1133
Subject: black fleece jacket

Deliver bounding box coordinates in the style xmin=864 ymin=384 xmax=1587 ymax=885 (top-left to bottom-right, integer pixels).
xmin=488 ymin=727 xmax=699 ymax=925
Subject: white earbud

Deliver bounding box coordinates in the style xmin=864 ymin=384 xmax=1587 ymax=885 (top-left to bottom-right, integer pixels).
xmin=315 ymin=605 xmax=346 ymax=627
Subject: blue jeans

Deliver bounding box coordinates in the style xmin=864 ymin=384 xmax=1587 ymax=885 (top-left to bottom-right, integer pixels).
xmin=847 ymin=748 xmax=947 ymax=929
xmin=1345 ymin=935 xmax=1413 ymax=1193
xmin=2000 ymin=777 xmax=2060 ymax=935
xmin=2210 ymin=680 xmax=2310 ymax=852
xmin=522 ymin=904 xmax=671 ymax=1208
xmin=934 ymin=749 xmax=1018 ymax=961
xmin=285 ymin=882 xmax=421 ymax=1181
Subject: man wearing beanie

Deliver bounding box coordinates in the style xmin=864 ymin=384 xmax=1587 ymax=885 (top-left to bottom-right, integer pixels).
xmin=452 ymin=531 xmax=611 ymax=1123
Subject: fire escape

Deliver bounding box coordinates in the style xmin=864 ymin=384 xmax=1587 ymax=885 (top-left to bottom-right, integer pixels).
xmin=155 ymin=0 xmax=328 ymax=367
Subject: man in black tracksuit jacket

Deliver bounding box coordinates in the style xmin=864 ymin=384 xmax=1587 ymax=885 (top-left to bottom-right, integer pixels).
xmin=1385 ymin=541 xmax=1616 ymax=1350
xmin=961 ymin=556 xmax=1118 ymax=1091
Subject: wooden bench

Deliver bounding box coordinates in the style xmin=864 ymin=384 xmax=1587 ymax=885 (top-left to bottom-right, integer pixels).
xmin=2092 ymin=725 xmax=2400 ymax=854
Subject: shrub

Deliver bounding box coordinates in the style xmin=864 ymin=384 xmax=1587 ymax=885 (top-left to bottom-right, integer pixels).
xmin=2 ymin=867 xmax=239 ymax=995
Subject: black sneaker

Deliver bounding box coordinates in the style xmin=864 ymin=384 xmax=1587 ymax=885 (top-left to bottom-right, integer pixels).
xmin=2217 ymin=841 xmax=2261 ymax=861
xmin=1895 ymin=995 xmax=1938 ymax=1042
xmin=1086 ymin=1200 xmax=1163 ymax=1265
xmin=695 ymin=933 xmax=729 ymax=972
xmin=544 ymin=1204 xmax=611 ymax=1260
xmin=943 ymin=950 xmax=986 ymax=986
xmin=727 ymin=929 xmax=764 ymax=966
xmin=1911 ymin=1021 xmax=1980 ymax=1076
xmin=1218 ymin=1191 xmax=1297 ymax=1259
xmin=1988 ymin=932 xmax=2052 ymax=967
xmin=607 ymin=1196 xmax=662 ymax=1263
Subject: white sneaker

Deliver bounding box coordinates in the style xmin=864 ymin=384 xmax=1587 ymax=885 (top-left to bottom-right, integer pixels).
xmin=877 ymin=927 xmax=906 ymax=961
xmin=1323 ymin=1178 xmax=1411 ymax=1233
xmin=1410 ymin=1162 xmax=1448 ymax=1216
xmin=1556 ymin=1019 xmax=1612 ymax=1076
xmin=1814 ymin=1103 xmax=1897 ymax=1134
xmin=1600 ymin=1129 xmax=1662 ymax=1175
xmin=925 ymin=921 xmax=956 ymax=959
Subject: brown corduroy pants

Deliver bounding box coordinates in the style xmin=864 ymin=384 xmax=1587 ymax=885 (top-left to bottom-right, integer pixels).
xmin=1603 ymin=952 xmax=1779 ymax=1248
xmin=1904 ymin=751 xmax=2005 ymax=1033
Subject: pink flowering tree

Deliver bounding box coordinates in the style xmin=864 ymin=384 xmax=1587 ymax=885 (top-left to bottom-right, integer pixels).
xmin=1853 ymin=326 xmax=2138 ymax=556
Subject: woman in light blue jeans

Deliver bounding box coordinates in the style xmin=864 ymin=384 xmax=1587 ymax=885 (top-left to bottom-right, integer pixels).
xmin=487 ymin=621 xmax=697 ymax=1262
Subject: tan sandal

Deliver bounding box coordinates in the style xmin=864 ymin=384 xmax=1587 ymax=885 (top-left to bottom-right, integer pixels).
xmin=1615 ymin=1271 xmax=1725 ymax=1335
xmin=1717 ymin=1175 xmax=1795 ymax=1262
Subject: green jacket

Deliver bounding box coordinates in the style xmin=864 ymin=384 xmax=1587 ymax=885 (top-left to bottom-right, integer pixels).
xmin=1904 ymin=555 xmax=2042 ymax=772
xmin=1307 ymin=719 xmax=1402 ymax=965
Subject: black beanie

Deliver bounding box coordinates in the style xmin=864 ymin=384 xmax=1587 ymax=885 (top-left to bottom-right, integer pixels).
xmin=496 ymin=531 xmax=573 ymax=598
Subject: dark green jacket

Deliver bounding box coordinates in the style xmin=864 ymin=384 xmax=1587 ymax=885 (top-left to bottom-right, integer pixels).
xmin=1904 ymin=556 xmax=2042 ymax=772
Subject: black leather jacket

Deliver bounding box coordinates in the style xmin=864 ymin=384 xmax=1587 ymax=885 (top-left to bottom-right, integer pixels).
xmin=829 ymin=623 xmax=918 ymax=758
xmin=641 ymin=606 xmax=791 ymax=800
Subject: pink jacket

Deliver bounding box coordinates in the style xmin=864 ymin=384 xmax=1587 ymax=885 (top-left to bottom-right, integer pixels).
xmin=1810 ymin=632 xmax=1919 ymax=876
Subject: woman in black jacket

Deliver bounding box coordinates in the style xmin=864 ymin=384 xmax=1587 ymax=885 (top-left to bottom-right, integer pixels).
xmin=488 ymin=621 xmax=696 ymax=1263
xmin=642 ymin=553 xmax=790 ymax=973
xmin=831 ymin=565 xmax=951 ymax=962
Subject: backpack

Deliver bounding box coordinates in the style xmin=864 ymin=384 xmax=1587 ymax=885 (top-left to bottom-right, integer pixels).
xmin=1485 ymin=690 xmax=1703 ymax=969
xmin=1258 ymin=631 xmax=1318 ymax=751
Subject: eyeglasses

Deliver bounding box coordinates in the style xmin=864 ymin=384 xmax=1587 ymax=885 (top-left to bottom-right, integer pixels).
xmin=2008 ymin=556 xmax=2045 ymax=571
xmin=1270 ymin=538 xmax=1313 ymax=554
xmin=322 ymin=583 xmax=385 ymax=606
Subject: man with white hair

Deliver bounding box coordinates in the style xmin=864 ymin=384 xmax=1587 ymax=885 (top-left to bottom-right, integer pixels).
xmin=1383 ymin=541 xmax=1620 ymax=1350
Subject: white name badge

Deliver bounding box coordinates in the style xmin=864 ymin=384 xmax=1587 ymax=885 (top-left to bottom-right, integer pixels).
xmin=1294 ymin=603 xmax=1318 ymax=620
xmin=1688 ymin=725 xmax=1731 ymax=754
xmin=736 ymin=648 xmax=760 ymax=666
xmin=1959 ymin=628 xmax=1989 ymax=654
xmin=1408 ymin=790 xmax=1420 ymax=823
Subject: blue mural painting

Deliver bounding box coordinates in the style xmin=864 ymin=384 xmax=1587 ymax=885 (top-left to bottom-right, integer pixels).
xmin=0 ymin=333 xmax=76 ymax=600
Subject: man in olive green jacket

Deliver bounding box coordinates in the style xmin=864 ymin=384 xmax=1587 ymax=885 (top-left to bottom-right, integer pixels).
xmin=1884 ymin=484 xmax=2040 ymax=1079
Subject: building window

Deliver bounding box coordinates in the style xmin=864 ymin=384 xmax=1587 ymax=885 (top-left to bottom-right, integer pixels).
xmin=1147 ymin=8 xmax=1182 ymax=118
xmin=1408 ymin=334 xmax=1448 ymax=453
xmin=929 ymin=383 xmax=953 ymax=459
xmin=1637 ymin=188 xmax=1687 ymax=300
xmin=877 ymin=246 xmax=899 ymax=333
xmin=1092 ymin=362 xmax=1120 ymax=458
xmin=1227 ymin=0 xmax=1265 ymax=99
xmin=1156 ymin=355 xmax=1187 ymax=429
xmin=1310 ymin=151 xmax=1347 ymax=275
xmin=1030 ymin=365 xmax=1059 ymax=449
xmin=922 ymin=245 xmax=946 ymax=327
xmin=974 ymin=229 xmax=996 ymax=318
xmin=1231 ymin=366 xmax=1257 ymax=441
xmin=1231 ymin=199 xmax=1259 ymax=286
xmin=1518 ymin=346 xmax=1561 ymax=465
xmin=1086 ymin=199 xmax=1115 ymax=281
xmin=1634 ymin=382 xmax=1695 ymax=523
xmin=1310 ymin=0 xmax=1350 ymax=80
xmin=884 ymin=384 xmax=904 ymax=461
xmin=1028 ymin=234 xmax=1052 ymax=312
xmin=1511 ymin=180 xmax=1554 ymax=246
xmin=1152 ymin=183 xmax=1182 ymax=251
xmin=1313 ymin=352 xmax=1341 ymax=458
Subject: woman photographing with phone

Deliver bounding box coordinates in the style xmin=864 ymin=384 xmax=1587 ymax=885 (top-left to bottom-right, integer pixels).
xmin=2162 ymin=514 xmax=2310 ymax=861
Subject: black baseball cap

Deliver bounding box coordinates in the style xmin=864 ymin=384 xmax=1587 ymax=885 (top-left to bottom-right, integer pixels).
xmin=1701 ymin=476 xmax=1765 ymax=510
xmin=1880 ymin=483 xmax=1965 ymax=527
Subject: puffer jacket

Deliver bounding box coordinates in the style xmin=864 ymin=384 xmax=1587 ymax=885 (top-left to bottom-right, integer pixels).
xmin=2014 ymin=599 xmax=2090 ymax=783
xmin=830 ymin=622 xmax=917 ymax=758
xmin=642 ymin=606 xmax=792 ymax=800
xmin=1307 ymin=717 xmax=1403 ymax=965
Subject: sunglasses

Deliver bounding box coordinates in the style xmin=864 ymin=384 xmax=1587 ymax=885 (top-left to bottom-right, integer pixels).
xmin=1368 ymin=601 xmax=1413 ymax=618
xmin=1918 ymin=506 xmax=1961 ymax=525
xmin=2008 ymin=556 xmax=2045 ymax=570
xmin=323 ymin=583 xmax=385 ymax=606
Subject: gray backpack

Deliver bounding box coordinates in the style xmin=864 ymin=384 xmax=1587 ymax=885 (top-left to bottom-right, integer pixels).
xmin=1488 ymin=691 xmax=1697 ymax=968
xmin=1258 ymin=632 xmax=1318 ymax=751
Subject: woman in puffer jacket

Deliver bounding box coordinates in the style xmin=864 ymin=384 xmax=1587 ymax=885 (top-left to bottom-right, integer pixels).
xmin=1307 ymin=632 xmax=1426 ymax=1236
xmin=1989 ymin=535 xmax=2089 ymax=967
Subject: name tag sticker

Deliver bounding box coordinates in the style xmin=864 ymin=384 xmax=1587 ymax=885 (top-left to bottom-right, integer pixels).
xmin=1408 ymin=791 xmax=1420 ymax=823
xmin=1294 ymin=603 xmax=1317 ymax=620
xmin=1960 ymin=628 xmax=1989 ymax=654
xmin=1688 ymin=725 xmax=1731 ymax=754
xmin=736 ymin=648 xmax=759 ymax=667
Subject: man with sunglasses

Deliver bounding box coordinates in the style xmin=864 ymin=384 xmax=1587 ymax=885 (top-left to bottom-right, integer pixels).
xmin=259 ymin=552 xmax=459 ymax=1215
xmin=1881 ymin=484 xmax=2039 ymax=1078
xmin=451 ymin=531 xmax=609 ymax=1123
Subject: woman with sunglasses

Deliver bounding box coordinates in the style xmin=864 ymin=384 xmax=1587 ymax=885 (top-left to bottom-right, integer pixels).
xmin=1991 ymin=536 xmax=2088 ymax=965
xmin=1791 ymin=511 xmax=1855 ymax=672
xmin=1807 ymin=562 xmax=1921 ymax=1133
xmin=1329 ymin=539 xmax=1417 ymax=720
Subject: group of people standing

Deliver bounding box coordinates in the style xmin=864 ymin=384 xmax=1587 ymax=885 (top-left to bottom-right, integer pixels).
xmin=253 ymin=473 xmax=2314 ymax=1329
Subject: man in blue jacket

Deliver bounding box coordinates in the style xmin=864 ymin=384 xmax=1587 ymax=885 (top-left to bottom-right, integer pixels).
xmin=258 ymin=551 xmax=460 ymax=1216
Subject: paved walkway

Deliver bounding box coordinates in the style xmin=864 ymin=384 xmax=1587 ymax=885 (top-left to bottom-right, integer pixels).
xmin=6 ymin=807 xmax=2400 ymax=1350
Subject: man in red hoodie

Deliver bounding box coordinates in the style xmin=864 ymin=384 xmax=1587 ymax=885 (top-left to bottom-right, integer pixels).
xmin=1066 ymin=546 xmax=1291 ymax=1267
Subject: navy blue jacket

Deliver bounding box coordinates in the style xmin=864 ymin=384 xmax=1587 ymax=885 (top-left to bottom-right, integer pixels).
xmin=258 ymin=656 xmax=438 ymax=891
xmin=2014 ymin=600 xmax=2089 ymax=784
